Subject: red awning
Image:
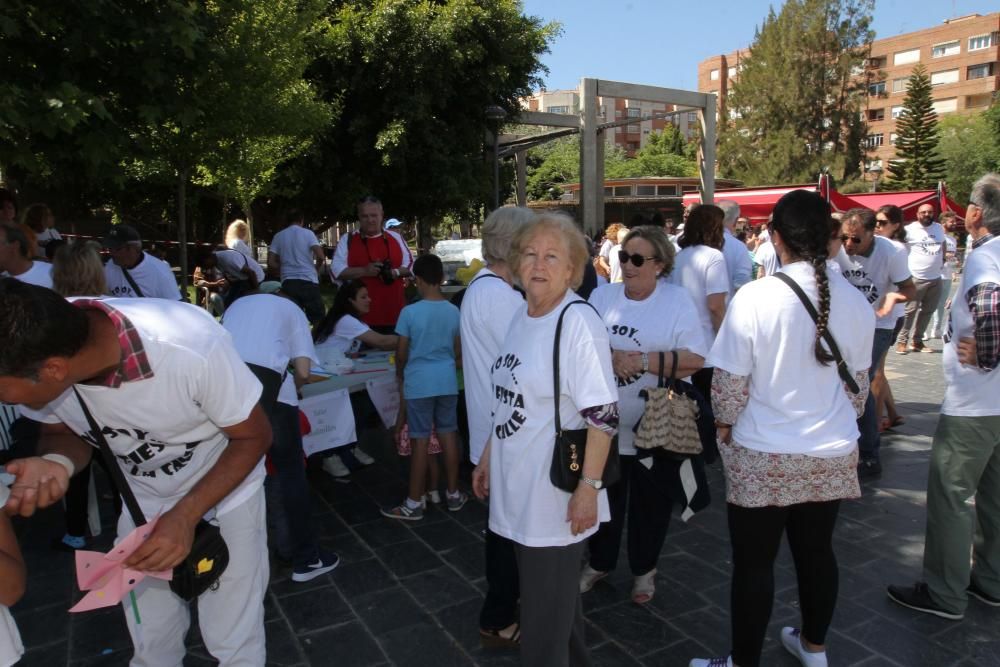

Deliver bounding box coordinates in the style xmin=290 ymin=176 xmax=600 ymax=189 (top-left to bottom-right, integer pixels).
xmin=848 ymin=191 xmax=967 ymax=221
xmin=683 ymin=185 xmax=863 ymax=223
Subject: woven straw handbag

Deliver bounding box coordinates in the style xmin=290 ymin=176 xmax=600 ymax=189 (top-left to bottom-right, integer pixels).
xmin=634 ymin=351 xmax=703 ymax=456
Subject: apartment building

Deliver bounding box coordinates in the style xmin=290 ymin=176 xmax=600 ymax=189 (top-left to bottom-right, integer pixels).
xmin=521 ymin=89 xmax=699 ymax=157
xmin=698 ymin=13 xmax=1000 ymax=175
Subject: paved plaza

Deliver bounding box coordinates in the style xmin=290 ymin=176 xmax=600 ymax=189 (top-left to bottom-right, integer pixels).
xmin=10 ymin=337 xmax=999 ymax=666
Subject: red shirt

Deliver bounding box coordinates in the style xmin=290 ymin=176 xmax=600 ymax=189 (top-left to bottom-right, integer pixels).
xmin=345 ymin=232 xmax=406 ymax=327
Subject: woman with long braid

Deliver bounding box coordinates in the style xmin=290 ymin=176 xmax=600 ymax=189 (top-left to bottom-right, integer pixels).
xmin=690 ymin=190 xmax=875 ymax=667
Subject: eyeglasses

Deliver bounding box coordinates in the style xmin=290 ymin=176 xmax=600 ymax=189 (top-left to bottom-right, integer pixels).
xmin=618 ymin=250 xmax=658 ymax=267
xmin=840 ymin=235 xmax=863 ymax=244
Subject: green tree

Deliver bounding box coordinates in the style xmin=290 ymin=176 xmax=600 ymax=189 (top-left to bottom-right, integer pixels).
xmin=885 ymin=64 xmax=946 ymax=190
xmin=718 ymin=0 xmax=873 ymax=185
xmin=628 ymin=129 xmax=698 ymax=177
xmin=936 ymin=105 xmax=1000 ymax=204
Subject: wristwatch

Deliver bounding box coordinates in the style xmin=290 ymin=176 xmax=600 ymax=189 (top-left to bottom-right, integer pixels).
xmin=580 ymin=475 xmax=603 ymax=490
xmin=641 ymin=352 xmax=649 ymax=373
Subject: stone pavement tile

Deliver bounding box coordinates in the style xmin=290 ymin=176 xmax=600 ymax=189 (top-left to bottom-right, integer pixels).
xmin=353 ymin=517 xmax=415 ymax=549
xmin=311 ymin=510 xmax=352 ymax=539
xmin=333 ymin=498 xmax=385 ymax=526
xmin=658 ymin=552 xmax=730 ymax=592
xmin=374 ymin=539 xmax=444 ymax=578
xmin=280 ymin=585 xmax=355 ymax=634
xmin=299 ymin=620 xmax=387 ymax=666
xmin=13 ymin=602 xmax=70 ymax=653
xmin=449 ymin=499 xmax=490 ymax=528
xmin=439 ymin=541 xmax=485 ymax=580
xmin=269 ymin=566 xmax=334 ymax=597
xmin=334 ymin=557 xmax=398 ymax=599
xmin=21 ymin=640 xmax=67 ymax=666
xmin=352 ymin=585 xmax=430 ymax=635
xmin=264 ymin=618 xmax=307 ymax=666
xmin=400 ymin=566 xmax=480 ymax=612
xmin=581 ymin=576 xmax=629 ymax=612
xmin=377 ymin=620 xmax=474 ymax=666
xmin=641 ymin=637 xmax=714 ymax=667
xmin=645 ymin=578 xmax=710 ymax=618
xmin=845 ymin=613 xmax=964 ymax=666
xmin=590 ymin=640 xmax=643 ymax=665
xmin=411 ymin=516 xmax=482 ymax=552
xmin=586 ymin=602 xmax=689 ymax=657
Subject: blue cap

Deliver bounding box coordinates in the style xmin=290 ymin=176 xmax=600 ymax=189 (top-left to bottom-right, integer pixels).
xmin=384 ymin=218 xmax=403 ymax=229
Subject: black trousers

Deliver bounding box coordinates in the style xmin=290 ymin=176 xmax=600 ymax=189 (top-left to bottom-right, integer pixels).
xmin=514 ymin=541 xmax=591 ymax=667
xmin=281 ymin=279 xmax=326 ymax=323
xmin=587 ymin=454 xmax=672 ymax=576
xmin=728 ymin=500 xmax=841 ymax=667
xmin=479 ymin=528 xmax=520 ymax=630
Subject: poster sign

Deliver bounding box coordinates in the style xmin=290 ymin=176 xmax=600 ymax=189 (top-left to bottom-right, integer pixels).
xmin=366 ymin=376 xmax=400 ymax=430
xmin=299 ymin=389 xmax=357 ymax=456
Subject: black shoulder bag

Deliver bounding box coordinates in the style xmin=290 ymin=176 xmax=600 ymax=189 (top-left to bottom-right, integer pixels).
xmin=773 ymin=272 xmax=860 ymax=394
xmin=121 ymin=266 xmax=144 ymax=297
xmin=548 ymin=300 xmax=621 ymax=492
xmin=72 ymin=388 xmax=229 ymax=601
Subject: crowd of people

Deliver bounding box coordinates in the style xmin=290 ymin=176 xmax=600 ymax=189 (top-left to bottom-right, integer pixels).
xmin=0 ymin=175 xmax=998 ymax=667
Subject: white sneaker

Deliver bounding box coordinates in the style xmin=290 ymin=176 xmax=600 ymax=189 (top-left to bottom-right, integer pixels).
xmin=780 ymin=627 xmax=828 ymax=667
xmin=579 ymin=565 xmax=608 ymax=593
xmin=688 ymin=657 xmax=732 ymax=667
xmin=353 ymin=448 xmax=375 ymax=466
xmin=322 ymin=455 xmax=351 ymax=478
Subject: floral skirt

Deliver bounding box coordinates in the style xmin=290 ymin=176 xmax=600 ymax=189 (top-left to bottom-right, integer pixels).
xmin=719 ymin=440 xmax=861 ymax=508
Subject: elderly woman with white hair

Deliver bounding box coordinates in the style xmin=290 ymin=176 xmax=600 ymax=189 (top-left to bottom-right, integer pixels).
xmin=473 ymin=212 xmax=618 ymax=667
xmin=225 ymin=218 xmax=255 ymax=263
xmin=460 ymin=206 xmax=534 ymax=648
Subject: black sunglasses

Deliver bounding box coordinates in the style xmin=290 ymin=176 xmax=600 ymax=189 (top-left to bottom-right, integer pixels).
xmin=840 ymin=235 xmax=863 ymax=244
xmin=618 ymin=250 xmax=658 ymax=267
xmin=875 ymin=218 xmax=891 ymax=226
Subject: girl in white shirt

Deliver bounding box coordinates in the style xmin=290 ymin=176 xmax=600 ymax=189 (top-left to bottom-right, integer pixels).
xmin=691 ymin=190 xmax=874 ymax=667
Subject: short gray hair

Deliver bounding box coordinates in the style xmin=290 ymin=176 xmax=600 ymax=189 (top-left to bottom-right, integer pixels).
xmin=970 ymin=173 xmax=1000 ymax=236
xmin=717 ymin=200 xmax=740 ymax=228
xmin=481 ymin=206 xmax=535 ymax=265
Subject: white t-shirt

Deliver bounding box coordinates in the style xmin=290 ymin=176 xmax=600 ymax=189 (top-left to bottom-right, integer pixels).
xmin=942 ymin=236 xmax=1000 ymax=416
xmin=942 ymin=235 xmax=957 ymax=281
xmin=707 ymin=262 xmax=874 ymax=457
xmin=489 ymin=291 xmax=617 ymax=547
xmin=21 ymin=299 xmax=264 ymax=518
xmin=753 ymin=240 xmax=780 ymax=277
xmin=221 ymin=293 xmax=318 ymax=408
xmin=888 ymin=238 xmax=909 ymax=321
xmin=836 ymin=236 xmax=911 ymax=329
xmin=315 ymin=314 xmax=370 ymax=359
xmin=608 ymin=243 xmax=623 ymax=283
xmin=269 ymin=225 xmax=321 ymax=283
xmin=667 ymin=245 xmax=729 ymax=353
xmin=722 ymin=229 xmax=753 ymax=294
xmin=6 ymin=261 xmax=53 ymax=288
xmin=215 ymin=248 xmax=265 ymax=284
xmin=598 ymin=238 xmax=614 ymax=262
xmin=105 ymin=252 xmax=180 ymax=300
xmin=460 ymin=269 xmax=524 ymax=464
xmin=904 ymin=221 xmax=945 ymax=280
xmin=588 ymin=282 xmax=709 ymax=455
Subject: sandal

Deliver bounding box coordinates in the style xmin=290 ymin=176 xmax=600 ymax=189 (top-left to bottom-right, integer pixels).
xmin=580 ymin=564 xmax=608 ymax=593
xmin=631 ymin=569 xmax=656 ymax=604
xmin=480 ymin=622 xmax=520 ymax=649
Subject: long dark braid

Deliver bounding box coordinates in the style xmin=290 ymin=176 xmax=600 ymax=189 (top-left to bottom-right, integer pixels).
xmin=771 ymin=190 xmax=835 ymax=366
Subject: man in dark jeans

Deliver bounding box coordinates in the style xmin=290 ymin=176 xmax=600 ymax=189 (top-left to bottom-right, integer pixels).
xmin=267 ymin=210 xmax=327 ymax=323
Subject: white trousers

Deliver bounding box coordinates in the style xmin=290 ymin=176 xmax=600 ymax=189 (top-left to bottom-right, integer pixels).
xmin=118 ymin=487 xmax=269 ymax=667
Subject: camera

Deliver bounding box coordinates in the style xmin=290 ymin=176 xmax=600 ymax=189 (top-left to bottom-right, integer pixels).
xmin=376 ymin=260 xmax=395 ymax=285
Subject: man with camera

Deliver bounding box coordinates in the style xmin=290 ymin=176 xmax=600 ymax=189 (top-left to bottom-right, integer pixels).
xmin=331 ymin=195 xmax=414 ymax=334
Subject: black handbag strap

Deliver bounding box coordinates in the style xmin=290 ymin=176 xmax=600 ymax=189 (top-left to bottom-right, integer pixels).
xmin=552 ymin=299 xmax=600 ymax=435
xmin=773 ymin=272 xmax=860 ymax=394
xmin=121 ymin=266 xmax=144 ymax=297
xmin=469 ymin=272 xmax=503 ymax=287
xmin=72 ymin=388 xmax=148 ymax=527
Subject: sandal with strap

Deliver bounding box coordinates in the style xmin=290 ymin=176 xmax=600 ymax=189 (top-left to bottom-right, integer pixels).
xmin=632 ymin=569 xmax=656 ymax=604
xmin=580 ymin=565 xmax=608 ymax=593
xmin=480 ymin=622 xmax=520 ymax=649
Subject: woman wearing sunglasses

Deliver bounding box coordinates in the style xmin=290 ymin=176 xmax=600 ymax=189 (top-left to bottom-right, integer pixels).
xmin=581 ymin=226 xmax=709 ymax=604
xmin=668 ymin=204 xmax=730 ymax=405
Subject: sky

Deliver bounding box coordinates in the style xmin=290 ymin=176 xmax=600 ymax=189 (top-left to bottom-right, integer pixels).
xmin=520 ymin=0 xmax=999 ymax=92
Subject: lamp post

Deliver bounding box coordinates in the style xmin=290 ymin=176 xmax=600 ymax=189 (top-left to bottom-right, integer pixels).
xmin=868 ymin=163 xmax=883 ymax=192
xmin=485 ymin=105 xmax=507 ymax=210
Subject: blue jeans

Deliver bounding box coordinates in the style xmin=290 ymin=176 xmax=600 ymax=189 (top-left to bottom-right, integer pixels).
xmin=858 ymin=327 xmax=895 ymax=461
xmin=267 ymin=401 xmax=320 ymax=567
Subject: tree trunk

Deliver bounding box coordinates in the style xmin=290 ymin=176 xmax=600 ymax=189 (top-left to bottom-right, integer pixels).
xmin=177 ymin=168 xmax=189 ymax=296
xmin=221 ymin=195 xmax=228 ymax=246
xmin=242 ymin=198 xmax=255 ymax=253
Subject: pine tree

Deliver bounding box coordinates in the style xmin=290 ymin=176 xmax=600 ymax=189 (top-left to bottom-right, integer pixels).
xmin=885 ymin=64 xmax=946 ymax=190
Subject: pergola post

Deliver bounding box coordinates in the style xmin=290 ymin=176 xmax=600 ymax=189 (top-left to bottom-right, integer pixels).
xmin=579 ymin=77 xmax=601 ymax=237
xmin=515 ymin=150 xmax=527 ymax=206
xmin=698 ymin=93 xmax=717 ymax=205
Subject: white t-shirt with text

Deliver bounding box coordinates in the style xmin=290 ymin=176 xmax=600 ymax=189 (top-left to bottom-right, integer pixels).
xmin=904 ymin=221 xmax=945 ymax=280
xmin=105 ymin=252 xmax=180 ymax=300
xmin=835 ymin=236 xmax=911 ymax=329
xmin=668 ymin=245 xmax=730 ymax=353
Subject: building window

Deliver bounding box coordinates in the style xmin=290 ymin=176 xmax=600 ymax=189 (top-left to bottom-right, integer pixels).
xmin=865 ymin=133 xmax=884 ymax=148
xmin=688 ymin=112 xmax=698 ymax=123
xmin=930 ymin=69 xmax=959 ymax=86
xmin=868 ymin=81 xmax=886 ymax=96
xmin=599 ymin=105 xmax=607 ymax=118
xmin=967 ymin=93 xmax=993 ymax=108
xmin=625 ymin=144 xmax=639 ymax=153
xmin=657 ymin=185 xmax=678 ymax=196
xmin=932 ymin=98 xmax=958 ymax=115
xmin=727 ymin=66 xmax=737 ymax=78
xmin=867 ymin=159 xmax=883 ymax=170
xmin=614 ymin=186 xmax=632 ymax=196
xmin=626 ymin=107 xmax=641 ymax=118
xmin=636 ymin=185 xmax=656 ymax=196
xmin=545 ymin=105 xmax=569 ymax=114
xmin=969 ymin=32 xmax=998 ymax=51
xmin=603 ymin=187 xmax=613 ymax=197
xmin=626 ymin=123 xmax=640 ymax=134
xmin=615 ymin=109 xmax=623 ymax=117
xmin=710 ymin=69 xmax=720 ymax=80
xmin=893 ymin=48 xmax=921 ymax=65
xmin=890 ymin=133 xmax=898 ymax=145
xmin=968 ymin=62 xmax=996 ymax=79
xmin=867 ymin=108 xmax=885 ymax=121
xmin=891 ymin=105 xmax=903 ymax=119
xmin=932 ymin=40 xmax=960 ymax=58
xmin=868 ymin=56 xmax=886 ymax=69
xmin=891 ymin=77 xmax=909 ymax=93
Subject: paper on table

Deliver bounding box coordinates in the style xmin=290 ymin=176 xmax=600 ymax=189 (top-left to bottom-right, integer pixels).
xmin=70 ymin=518 xmax=172 ymax=613
xmin=299 ymin=388 xmax=358 ymax=456
xmin=365 ymin=376 xmax=400 ymax=430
